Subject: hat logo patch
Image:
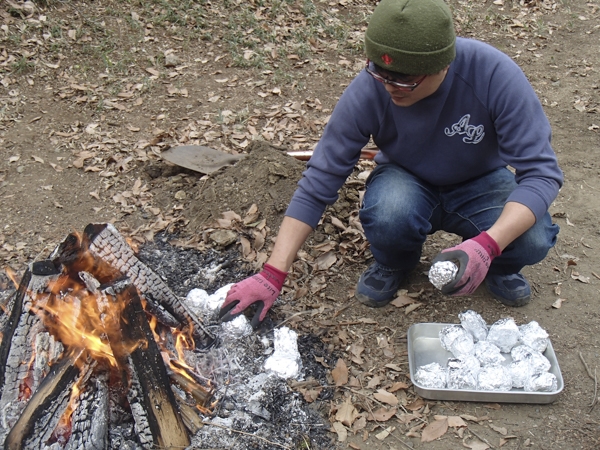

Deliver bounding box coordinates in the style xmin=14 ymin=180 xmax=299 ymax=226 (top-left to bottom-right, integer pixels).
xmin=381 ymin=54 xmax=393 ymax=65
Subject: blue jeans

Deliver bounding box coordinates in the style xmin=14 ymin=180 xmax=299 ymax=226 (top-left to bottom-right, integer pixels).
xmin=359 ymin=164 xmax=559 ymax=275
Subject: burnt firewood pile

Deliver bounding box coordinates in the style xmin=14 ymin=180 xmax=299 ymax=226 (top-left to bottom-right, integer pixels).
xmin=0 ymin=223 xmax=333 ymax=450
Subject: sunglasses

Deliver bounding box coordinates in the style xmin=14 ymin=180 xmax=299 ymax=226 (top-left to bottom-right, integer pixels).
xmin=365 ymin=59 xmax=427 ymax=91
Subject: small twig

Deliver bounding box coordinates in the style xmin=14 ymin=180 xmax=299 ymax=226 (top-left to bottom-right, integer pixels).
xmin=201 ymin=421 xmax=291 ymax=449
xmin=589 ymin=367 xmax=598 ymax=412
xmin=579 ymin=352 xmax=597 ymax=410
xmin=467 ymin=426 xmax=496 ymax=449
xmin=579 ymin=352 xmax=595 ymax=379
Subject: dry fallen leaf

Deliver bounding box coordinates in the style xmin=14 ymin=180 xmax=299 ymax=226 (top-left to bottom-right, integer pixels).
xmin=462 ymin=437 xmax=490 ymax=450
xmin=335 ymin=398 xmax=359 ymax=427
xmin=373 ymin=389 xmax=398 ymax=406
xmin=331 ymin=358 xmax=348 ymax=386
xmin=421 ymin=417 xmax=448 ymax=442
xmin=331 ymin=421 xmax=347 ymax=442
xmin=375 ymin=426 xmax=395 ymax=441
xmin=367 ymin=407 xmax=397 ymax=422
xmin=552 ymin=298 xmax=566 ymax=308
xmin=390 ymin=294 xmax=416 ymax=308
xmin=489 ymin=423 xmax=507 ymax=435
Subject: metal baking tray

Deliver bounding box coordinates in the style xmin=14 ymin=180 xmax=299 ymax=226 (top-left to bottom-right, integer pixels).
xmin=408 ymin=323 xmax=564 ymax=404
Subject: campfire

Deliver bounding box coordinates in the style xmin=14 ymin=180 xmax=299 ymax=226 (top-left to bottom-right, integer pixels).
xmin=0 ymin=224 xmax=215 ymax=449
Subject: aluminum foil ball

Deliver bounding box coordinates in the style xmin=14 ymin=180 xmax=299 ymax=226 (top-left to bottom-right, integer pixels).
xmin=428 ymin=261 xmax=458 ymax=290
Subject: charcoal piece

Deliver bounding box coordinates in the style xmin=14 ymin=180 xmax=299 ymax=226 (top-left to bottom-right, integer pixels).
xmin=473 ymin=340 xmax=505 ymax=366
xmin=486 ymin=318 xmax=520 ymax=353
xmin=519 ymin=321 xmax=549 ymax=353
xmin=458 ymin=310 xmax=488 ymax=342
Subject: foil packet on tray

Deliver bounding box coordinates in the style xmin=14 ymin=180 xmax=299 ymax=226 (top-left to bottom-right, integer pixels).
xmin=408 ymin=311 xmax=563 ymax=403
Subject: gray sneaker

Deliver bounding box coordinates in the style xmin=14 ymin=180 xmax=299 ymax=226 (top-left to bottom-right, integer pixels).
xmin=355 ymin=262 xmax=407 ymax=308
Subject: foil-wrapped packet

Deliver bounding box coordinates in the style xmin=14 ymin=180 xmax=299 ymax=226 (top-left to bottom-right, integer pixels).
xmin=439 ymin=325 xmax=474 ymax=358
xmin=414 ymin=362 xmax=447 ymax=388
xmin=477 ymin=365 xmax=513 ymax=391
xmin=474 ymin=340 xmax=505 ymax=366
xmin=524 ymin=372 xmax=558 ymax=392
xmin=519 ymin=321 xmax=549 ymax=353
xmin=511 ymin=345 xmax=551 ymax=375
xmin=459 ymin=310 xmax=488 ymax=342
xmin=508 ymin=359 xmax=530 ymax=389
xmin=428 ymin=261 xmax=458 ymax=290
xmin=486 ymin=318 xmax=520 ymax=353
xmin=447 ymin=357 xmax=479 ymax=390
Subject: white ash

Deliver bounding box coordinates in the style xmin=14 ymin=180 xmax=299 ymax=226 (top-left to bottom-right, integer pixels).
xmin=519 ymin=321 xmax=549 ymax=353
xmin=486 ymin=318 xmax=521 ymax=353
xmin=181 ymin=287 xmax=331 ymax=450
xmin=414 ymin=362 xmax=447 ymax=389
xmin=477 ymin=365 xmax=513 ymax=391
xmin=459 ymin=310 xmax=488 ymax=342
xmin=264 ymin=327 xmax=303 ymax=379
xmin=473 ymin=340 xmax=505 ymax=366
xmin=428 ymin=261 xmax=458 ymax=289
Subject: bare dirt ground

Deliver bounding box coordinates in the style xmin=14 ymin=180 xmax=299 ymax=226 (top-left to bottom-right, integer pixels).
xmin=1 ymin=0 xmax=600 ymax=449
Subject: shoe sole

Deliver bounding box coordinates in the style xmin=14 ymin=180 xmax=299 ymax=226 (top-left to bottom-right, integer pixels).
xmin=355 ymin=291 xmax=394 ymax=308
xmin=485 ymin=284 xmax=531 ymax=307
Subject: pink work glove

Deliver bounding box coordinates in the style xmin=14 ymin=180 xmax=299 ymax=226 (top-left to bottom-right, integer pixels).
xmin=218 ymin=263 xmax=287 ymax=329
xmin=431 ymin=231 xmax=501 ymax=296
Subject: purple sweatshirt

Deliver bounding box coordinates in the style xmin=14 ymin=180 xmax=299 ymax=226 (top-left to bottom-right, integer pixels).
xmin=285 ymin=37 xmax=563 ymax=228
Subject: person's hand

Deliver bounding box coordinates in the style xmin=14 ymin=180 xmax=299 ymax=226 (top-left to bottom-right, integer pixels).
xmin=431 ymin=231 xmax=501 ymax=296
xmin=218 ymin=263 xmax=287 ymax=329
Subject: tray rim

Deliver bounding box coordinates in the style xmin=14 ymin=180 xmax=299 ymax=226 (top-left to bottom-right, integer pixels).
xmin=407 ymin=322 xmax=564 ymax=404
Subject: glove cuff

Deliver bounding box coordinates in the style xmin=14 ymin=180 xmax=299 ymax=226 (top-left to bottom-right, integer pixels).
xmin=261 ymin=263 xmax=288 ymax=291
xmin=472 ymin=231 xmax=501 ymax=259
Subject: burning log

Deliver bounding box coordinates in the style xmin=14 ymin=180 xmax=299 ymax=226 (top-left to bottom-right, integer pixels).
xmin=81 ymin=223 xmax=214 ymax=344
xmin=3 ymin=349 xmax=86 ymax=450
xmin=105 ymin=282 xmax=190 ymax=449
xmin=1 ymin=224 xmax=218 ymax=449
xmin=0 ymin=261 xmax=62 ymax=431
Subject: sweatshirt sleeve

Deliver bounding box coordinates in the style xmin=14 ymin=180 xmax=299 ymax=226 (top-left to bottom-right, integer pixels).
xmin=285 ymin=72 xmax=384 ymax=228
xmin=485 ymin=51 xmax=563 ymax=221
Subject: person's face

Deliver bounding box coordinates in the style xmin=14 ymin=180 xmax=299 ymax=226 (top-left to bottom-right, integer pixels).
xmin=371 ymin=63 xmax=449 ymax=107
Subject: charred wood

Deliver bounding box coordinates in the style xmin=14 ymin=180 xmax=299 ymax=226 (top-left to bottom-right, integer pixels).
xmin=169 ymin=371 xmax=213 ymax=408
xmin=3 ymin=349 xmax=84 ymax=450
xmin=64 ymin=374 xmax=109 ymax=450
xmin=82 ymin=223 xmax=214 ymax=343
xmin=106 ymin=282 xmax=190 ymax=449
xmin=0 ymin=261 xmax=61 ymax=434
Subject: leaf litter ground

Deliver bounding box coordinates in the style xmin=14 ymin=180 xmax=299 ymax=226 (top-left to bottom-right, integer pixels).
xmin=1 ymin=0 xmax=600 ymax=449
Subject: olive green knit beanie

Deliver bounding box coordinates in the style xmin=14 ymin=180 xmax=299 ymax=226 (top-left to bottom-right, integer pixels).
xmin=365 ymin=0 xmax=456 ymax=75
